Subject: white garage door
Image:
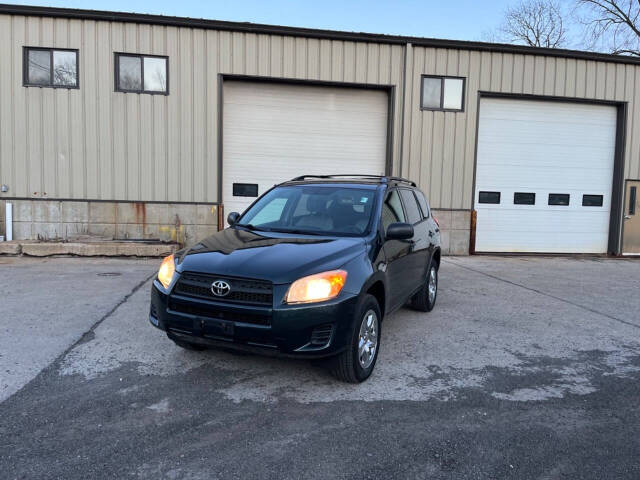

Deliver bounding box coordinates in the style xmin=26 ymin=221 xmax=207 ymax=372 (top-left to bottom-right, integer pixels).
xmin=223 ymin=81 xmax=388 ymax=216
xmin=475 ymin=98 xmax=617 ymax=253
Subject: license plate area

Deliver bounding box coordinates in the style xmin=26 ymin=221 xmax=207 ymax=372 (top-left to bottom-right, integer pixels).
xmin=198 ymin=317 xmax=234 ymax=338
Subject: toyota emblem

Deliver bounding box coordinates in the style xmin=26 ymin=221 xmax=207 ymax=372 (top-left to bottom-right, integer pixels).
xmin=211 ymin=280 xmax=231 ymax=297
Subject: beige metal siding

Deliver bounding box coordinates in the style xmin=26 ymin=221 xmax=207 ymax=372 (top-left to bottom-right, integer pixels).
xmin=0 ymin=14 xmax=404 ymax=203
xmin=2 ymin=12 xmax=640 ymax=212
xmin=402 ymin=47 xmax=640 ymax=209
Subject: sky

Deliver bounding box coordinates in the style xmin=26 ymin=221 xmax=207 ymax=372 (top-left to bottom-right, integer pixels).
xmin=6 ymin=0 xmax=518 ymax=42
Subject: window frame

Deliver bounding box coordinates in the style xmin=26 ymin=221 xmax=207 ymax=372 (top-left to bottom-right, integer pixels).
xmin=514 ymin=192 xmax=536 ymax=205
xmin=414 ymin=189 xmax=431 ymax=219
xmin=420 ymin=75 xmax=466 ymax=112
xmin=381 ymin=188 xmax=407 ymax=231
xmin=582 ymin=194 xmax=604 ymax=207
xmin=548 ymin=193 xmax=570 ymax=206
xmin=114 ymin=52 xmax=169 ymax=95
xmin=23 ymin=46 xmax=79 ymax=89
xmin=398 ymin=188 xmax=426 ymax=225
xmin=478 ymin=191 xmax=501 ymax=204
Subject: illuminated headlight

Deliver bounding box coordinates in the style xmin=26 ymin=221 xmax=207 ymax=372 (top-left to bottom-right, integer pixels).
xmin=157 ymin=254 xmax=176 ymax=289
xmin=285 ymin=270 xmax=347 ymax=304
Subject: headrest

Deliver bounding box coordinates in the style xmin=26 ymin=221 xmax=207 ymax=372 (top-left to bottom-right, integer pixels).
xmin=306 ymin=195 xmax=327 ymax=213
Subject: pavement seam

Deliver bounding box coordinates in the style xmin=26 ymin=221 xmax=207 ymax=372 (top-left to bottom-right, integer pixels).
xmin=443 ymin=258 xmax=640 ymax=330
xmin=56 ymin=273 xmax=156 ymax=361
xmin=0 ymin=272 xmax=156 ymax=406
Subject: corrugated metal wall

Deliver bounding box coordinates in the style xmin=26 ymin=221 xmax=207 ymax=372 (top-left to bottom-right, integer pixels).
xmin=402 ymin=45 xmax=640 ymax=209
xmin=1 ymin=13 xmax=640 ymax=211
xmin=0 ymin=14 xmax=404 ymax=204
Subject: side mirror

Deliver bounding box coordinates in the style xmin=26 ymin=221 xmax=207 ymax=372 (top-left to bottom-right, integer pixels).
xmin=227 ymin=212 xmax=240 ymax=226
xmin=386 ymin=222 xmax=414 ymax=240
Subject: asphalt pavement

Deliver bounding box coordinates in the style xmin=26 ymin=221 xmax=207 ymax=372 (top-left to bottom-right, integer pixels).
xmin=1 ymin=255 xmax=639 ymax=479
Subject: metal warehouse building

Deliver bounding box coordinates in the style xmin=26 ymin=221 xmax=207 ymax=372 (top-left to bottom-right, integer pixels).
xmin=0 ymin=4 xmax=639 ymax=255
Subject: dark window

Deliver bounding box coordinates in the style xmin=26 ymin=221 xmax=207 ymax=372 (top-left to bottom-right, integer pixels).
xmin=582 ymin=194 xmax=604 ymax=207
xmin=478 ymin=191 xmax=501 ymax=204
xmin=382 ymin=190 xmax=406 ymax=231
xmin=630 ymin=186 xmax=637 ymax=215
xmin=115 ymin=53 xmax=168 ymax=94
xmin=421 ymin=75 xmax=465 ymax=111
xmin=414 ymin=190 xmax=430 ymax=218
xmin=24 ymin=47 xmax=78 ymax=88
xmin=233 ymin=183 xmax=259 ymax=197
xmin=399 ymin=189 xmax=422 ymax=225
xmin=514 ymin=192 xmax=536 ymax=205
xmin=549 ymin=194 xmax=570 ymax=206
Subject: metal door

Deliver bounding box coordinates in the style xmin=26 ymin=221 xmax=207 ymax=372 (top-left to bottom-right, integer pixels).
xmin=623 ymin=180 xmax=640 ymax=255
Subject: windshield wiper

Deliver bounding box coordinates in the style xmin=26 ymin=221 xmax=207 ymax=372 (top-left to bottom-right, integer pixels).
xmin=236 ymin=223 xmax=272 ymax=232
xmin=274 ymin=228 xmax=326 ymax=236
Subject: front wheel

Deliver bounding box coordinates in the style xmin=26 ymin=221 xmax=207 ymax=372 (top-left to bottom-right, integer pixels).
xmin=331 ymin=294 xmax=381 ymax=383
xmin=410 ymin=259 xmax=438 ymax=312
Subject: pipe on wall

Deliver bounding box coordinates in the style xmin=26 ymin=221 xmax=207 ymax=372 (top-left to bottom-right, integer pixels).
xmin=5 ymin=202 xmax=12 ymax=241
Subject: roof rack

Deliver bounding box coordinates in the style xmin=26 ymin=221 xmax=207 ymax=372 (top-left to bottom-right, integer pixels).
xmin=289 ymin=174 xmax=417 ymax=187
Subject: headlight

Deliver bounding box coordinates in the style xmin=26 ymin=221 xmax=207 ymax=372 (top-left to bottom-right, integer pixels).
xmin=285 ymin=270 xmax=347 ymax=304
xmin=157 ymin=254 xmax=176 ymax=289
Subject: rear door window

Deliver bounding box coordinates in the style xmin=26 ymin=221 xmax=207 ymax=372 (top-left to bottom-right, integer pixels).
xmin=381 ymin=190 xmax=406 ymax=231
xmin=399 ymin=189 xmax=423 ymax=225
xmin=414 ymin=190 xmax=430 ymax=218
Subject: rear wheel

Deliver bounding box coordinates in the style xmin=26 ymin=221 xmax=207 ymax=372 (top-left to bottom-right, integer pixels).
xmin=331 ymin=294 xmax=381 ymax=383
xmin=410 ymin=259 xmax=438 ymax=312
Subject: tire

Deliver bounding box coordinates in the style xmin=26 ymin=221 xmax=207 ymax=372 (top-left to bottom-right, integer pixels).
xmin=170 ymin=337 xmax=207 ymax=351
xmin=331 ymin=294 xmax=382 ymax=383
xmin=410 ymin=259 xmax=438 ymax=312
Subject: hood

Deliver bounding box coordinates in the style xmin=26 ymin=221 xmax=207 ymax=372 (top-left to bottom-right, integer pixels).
xmin=176 ymin=227 xmax=366 ymax=284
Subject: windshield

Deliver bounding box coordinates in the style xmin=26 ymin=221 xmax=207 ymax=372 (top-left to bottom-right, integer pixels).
xmin=236 ymin=185 xmax=377 ymax=236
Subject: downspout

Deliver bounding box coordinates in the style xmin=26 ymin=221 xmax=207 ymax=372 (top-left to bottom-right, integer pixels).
xmin=398 ymin=42 xmax=412 ymax=177
xmin=5 ymin=202 xmax=12 ymax=241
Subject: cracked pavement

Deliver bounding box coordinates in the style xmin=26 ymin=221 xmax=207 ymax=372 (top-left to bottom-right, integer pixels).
xmin=1 ymin=255 xmax=639 ymax=479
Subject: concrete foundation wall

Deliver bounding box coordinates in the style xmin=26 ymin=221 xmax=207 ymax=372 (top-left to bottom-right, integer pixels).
xmin=0 ymin=199 xmax=218 ymax=247
xmin=431 ymin=209 xmax=471 ymax=255
xmin=0 ymin=199 xmax=468 ymax=254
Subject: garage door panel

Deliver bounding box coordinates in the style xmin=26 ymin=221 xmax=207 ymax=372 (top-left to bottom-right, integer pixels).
xmin=223 ymin=81 xmax=388 ymax=216
xmin=477 ymin=167 xmax=615 ymax=191
xmin=479 ymin=121 xmax=615 ymax=148
xmin=476 ymin=144 xmax=613 ymax=170
xmin=475 ymin=98 xmax=616 ymax=253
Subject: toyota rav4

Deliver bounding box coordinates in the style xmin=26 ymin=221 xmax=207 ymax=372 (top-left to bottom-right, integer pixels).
xmin=149 ymin=175 xmax=441 ymax=382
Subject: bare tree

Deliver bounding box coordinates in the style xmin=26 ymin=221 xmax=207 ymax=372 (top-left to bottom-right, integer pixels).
xmin=491 ymin=0 xmax=569 ymax=48
xmin=577 ymin=0 xmax=640 ymax=55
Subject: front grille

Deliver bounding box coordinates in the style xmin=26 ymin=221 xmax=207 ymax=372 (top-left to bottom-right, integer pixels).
xmin=310 ymin=324 xmax=333 ymax=346
xmin=168 ymin=301 xmax=271 ymax=326
xmin=174 ymin=272 xmax=273 ymax=306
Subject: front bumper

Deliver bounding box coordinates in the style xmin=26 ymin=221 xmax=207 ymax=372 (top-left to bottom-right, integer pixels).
xmin=149 ymin=280 xmax=359 ymax=358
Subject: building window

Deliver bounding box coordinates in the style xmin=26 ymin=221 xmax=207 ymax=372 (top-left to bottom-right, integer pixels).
xmin=115 ymin=53 xmax=168 ymax=94
xmin=549 ymin=193 xmax=570 ymax=206
xmin=582 ymin=194 xmax=604 ymax=207
xmin=514 ymin=192 xmax=536 ymax=205
xmin=420 ymin=75 xmax=465 ymax=111
xmin=478 ymin=191 xmax=501 ymax=204
xmin=23 ymin=47 xmax=78 ymax=88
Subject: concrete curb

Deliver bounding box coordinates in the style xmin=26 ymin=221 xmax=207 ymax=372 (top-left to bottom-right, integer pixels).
xmin=1 ymin=241 xmax=178 ymax=257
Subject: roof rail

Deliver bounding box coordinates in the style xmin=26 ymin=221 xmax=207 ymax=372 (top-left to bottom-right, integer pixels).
xmin=289 ymin=174 xmax=417 ymax=187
